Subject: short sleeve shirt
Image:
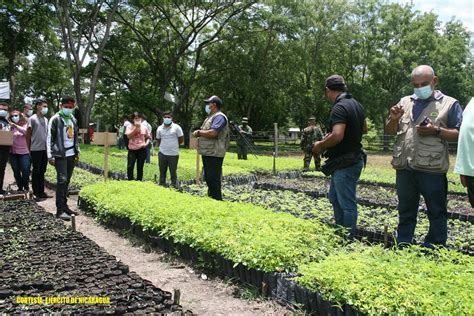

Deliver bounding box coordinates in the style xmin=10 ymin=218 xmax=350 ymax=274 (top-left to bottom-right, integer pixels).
xmin=156 ymin=123 xmax=183 ymax=156
xmin=28 ymin=114 xmax=48 ymax=152
xmin=326 ymin=93 xmax=365 ymax=159
xmin=126 ymin=124 xmax=149 ymax=150
xmin=211 ymin=115 xmax=227 ymax=131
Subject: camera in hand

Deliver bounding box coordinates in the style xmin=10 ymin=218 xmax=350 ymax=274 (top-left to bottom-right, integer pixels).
xmin=419 ymin=116 xmax=430 ymax=127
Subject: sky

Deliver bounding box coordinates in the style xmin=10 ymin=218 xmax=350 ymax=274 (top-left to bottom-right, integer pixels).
xmin=390 ymin=0 xmax=474 ymax=32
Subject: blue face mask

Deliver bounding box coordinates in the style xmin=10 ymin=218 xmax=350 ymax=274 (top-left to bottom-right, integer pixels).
xmin=205 ymin=104 xmax=211 ymax=114
xmin=61 ymin=108 xmax=74 ymax=117
xmin=11 ymin=116 xmax=20 ymax=123
xmin=414 ymin=85 xmax=433 ymax=100
xmin=41 ymin=107 xmax=48 ymax=115
xmin=163 ymin=117 xmax=172 ymax=125
xmin=0 ymin=110 xmax=7 ymax=118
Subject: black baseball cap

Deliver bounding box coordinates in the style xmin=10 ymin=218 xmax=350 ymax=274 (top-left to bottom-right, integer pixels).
xmin=325 ymin=75 xmax=346 ymax=88
xmin=204 ymin=95 xmax=222 ymax=107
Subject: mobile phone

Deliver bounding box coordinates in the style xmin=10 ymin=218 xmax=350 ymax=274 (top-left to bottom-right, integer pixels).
xmin=419 ymin=116 xmax=430 ymax=127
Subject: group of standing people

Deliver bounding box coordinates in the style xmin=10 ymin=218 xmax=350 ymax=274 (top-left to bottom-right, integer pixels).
xmin=310 ymin=65 xmax=472 ymax=249
xmin=120 ymin=111 xmax=184 ymax=188
xmin=0 ymin=101 xmax=50 ymax=197
xmin=0 ymin=96 xmax=80 ymax=221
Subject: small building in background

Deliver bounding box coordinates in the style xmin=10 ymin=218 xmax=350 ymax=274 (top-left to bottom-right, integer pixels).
xmin=288 ymin=127 xmax=300 ymax=140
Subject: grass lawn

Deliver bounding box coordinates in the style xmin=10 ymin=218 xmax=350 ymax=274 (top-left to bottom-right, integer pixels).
xmin=79 ymin=144 xmax=303 ymax=181
xmin=77 ymin=144 xmax=465 ymax=193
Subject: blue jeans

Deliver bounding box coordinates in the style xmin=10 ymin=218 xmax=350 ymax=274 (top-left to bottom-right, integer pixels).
xmin=396 ymin=169 xmax=447 ymax=246
xmin=328 ymin=159 xmax=364 ymax=236
xmin=10 ymin=153 xmax=31 ymax=191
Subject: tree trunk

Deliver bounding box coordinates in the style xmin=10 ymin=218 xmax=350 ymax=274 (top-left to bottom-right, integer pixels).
xmin=7 ymin=44 xmax=17 ymax=105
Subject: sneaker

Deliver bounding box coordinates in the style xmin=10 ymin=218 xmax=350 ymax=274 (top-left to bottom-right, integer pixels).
xmin=56 ymin=212 xmax=71 ymax=221
xmin=38 ymin=193 xmax=52 ymax=199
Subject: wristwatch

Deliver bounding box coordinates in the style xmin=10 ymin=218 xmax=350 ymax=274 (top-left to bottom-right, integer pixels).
xmin=435 ymin=126 xmax=441 ymax=136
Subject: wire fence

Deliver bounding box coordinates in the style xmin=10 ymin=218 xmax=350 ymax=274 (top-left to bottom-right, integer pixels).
xmin=229 ymin=132 xmax=459 ymax=154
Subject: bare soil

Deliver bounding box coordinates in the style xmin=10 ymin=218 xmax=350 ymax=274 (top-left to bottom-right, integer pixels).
xmin=3 ymin=167 xmax=292 ymax=315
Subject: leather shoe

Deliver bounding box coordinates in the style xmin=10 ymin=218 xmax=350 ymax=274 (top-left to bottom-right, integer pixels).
xmin=39 ymin=193 xmax=52 ymax=199
xmin=56 ymin=212 xmax=71 ymax=221
xmin=65 ymin=207 xmax=79 ymax=215
xmin=34 ymin=196 xmax=46 ymax=202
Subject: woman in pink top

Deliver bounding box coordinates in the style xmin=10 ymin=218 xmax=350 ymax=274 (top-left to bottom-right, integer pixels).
xmin=125 ymin=112 xmax=150 ymax=180
xmin=9 ymin=110 xmax=30 ymax=192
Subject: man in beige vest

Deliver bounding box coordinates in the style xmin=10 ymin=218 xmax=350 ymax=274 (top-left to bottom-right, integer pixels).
xmin=386 ymin=65 xmax=463 ymax=247
xmin=192 ymin=95 xmax=230 ymax=200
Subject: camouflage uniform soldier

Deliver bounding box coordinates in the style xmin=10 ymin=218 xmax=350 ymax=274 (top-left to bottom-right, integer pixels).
xmin=236 ymin=117 xmax=253 ymax=160
xmin=301 ymin=117 xmax=323 ymax=171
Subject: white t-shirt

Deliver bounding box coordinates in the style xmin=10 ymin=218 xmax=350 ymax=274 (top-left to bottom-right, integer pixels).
xmin=156 ymin=123 xmax=183 ymax=156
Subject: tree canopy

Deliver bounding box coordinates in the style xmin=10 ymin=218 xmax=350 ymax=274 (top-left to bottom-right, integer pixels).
xmin=1 ymin=0 xmax=472 ymax=141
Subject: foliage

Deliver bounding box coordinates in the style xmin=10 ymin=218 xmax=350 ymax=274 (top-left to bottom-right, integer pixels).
xmin=184 ymin=183 xmax=474 ymax=250
xmin=80 ymin=180 xmax=474 ymax=314
xmin=79 ymin=181 xmax=342 ymax=272
xmin=297 ymin=245 xmax=474 ymax=315
xmin=2 ymin=1 xmax=472 ymax=136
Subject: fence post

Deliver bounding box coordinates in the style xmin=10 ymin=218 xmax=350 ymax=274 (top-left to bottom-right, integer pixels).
xmin=273 ymin=123 xmax=278 ymax=175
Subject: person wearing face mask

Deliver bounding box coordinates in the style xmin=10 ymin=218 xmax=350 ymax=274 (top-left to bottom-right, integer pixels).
xmin=192 ymin=95 xmax=230 ymax=200
xmin=125 ymin=112 xmax=150 ymax=181
xmin=47 ymin=96 xmax=80 ymax=221
xmin=26 ymin=99 xmax=51 ymax=201
xmin=156 ymin=111 xmax=184 ymax=188
xmin=9 ymin=109 xmax=30 ymax=192
xmin=0 ymin=102 xmax=12 ymax=194
xmin=385 ymin=65 xmax=463 ymax=248
xmin=23 ymin=103 xmax=33 ymax=119
xmin=312 ymin=75 xmax=367 ymax=238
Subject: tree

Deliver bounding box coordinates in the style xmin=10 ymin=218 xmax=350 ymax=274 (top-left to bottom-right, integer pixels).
xmin=0 ymin=0 xmax=51 ymax=105
xmin=55 ymin=0 xmax=119 ymax=140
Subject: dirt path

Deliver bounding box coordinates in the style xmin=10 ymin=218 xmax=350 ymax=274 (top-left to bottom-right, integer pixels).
xmin=3 ymin=167 xmax=291 ymax=315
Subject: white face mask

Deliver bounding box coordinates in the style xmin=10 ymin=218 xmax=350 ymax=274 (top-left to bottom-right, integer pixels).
xmin=0 ymin=110 xmax=7 ymax=118
xmin=11 ymin=115 xmax=20 ymax=123
xmin=414 ymin=84 xmax=433 ymax=100
xmin=41 ymin=107 xmax=48 ymax=115
xmin=26 ymin=110 xmax=33 ymax=117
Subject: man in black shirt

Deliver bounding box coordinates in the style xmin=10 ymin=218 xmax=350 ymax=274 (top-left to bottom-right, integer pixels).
xmin=313 ymin=75 xmax=367 ymax=236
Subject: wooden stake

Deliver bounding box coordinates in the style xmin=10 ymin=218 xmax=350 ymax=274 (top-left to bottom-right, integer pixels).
xmin=104 ymin=132 xmax=109 ymax=180
xmin=273 ymin=123 xmax=278 ymax=175
xmin=261 ymin=281 xmax=268 ymax=297
xmin=196 ymin=151 xmax=201 ymax=185
xmin=71 ymin=214 xmax=76 ymax=231
xmin=173 ymin=288 xmax=181 ymax=305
